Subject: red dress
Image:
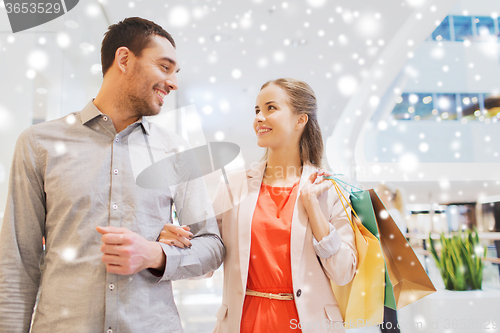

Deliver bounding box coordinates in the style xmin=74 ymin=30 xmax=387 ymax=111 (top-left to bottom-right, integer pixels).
xmin=240 ymin=181 xmax=302 ymax=333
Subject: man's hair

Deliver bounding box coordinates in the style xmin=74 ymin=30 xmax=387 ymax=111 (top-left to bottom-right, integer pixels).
xmin=101 ymin=17 xmax=176 ymax=76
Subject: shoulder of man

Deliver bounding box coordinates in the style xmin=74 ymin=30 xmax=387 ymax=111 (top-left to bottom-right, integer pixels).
xmin=17 ymin=112 xmax=79 ymax=143
xmin=147 ymin=121 xmax=191 ymax=151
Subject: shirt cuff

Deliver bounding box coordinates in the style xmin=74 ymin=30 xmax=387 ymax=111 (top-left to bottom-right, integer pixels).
xmin=313 ymin=224 xmax=342 ymax=259
xmin=151 ymin=242 xmax=182 ymax=282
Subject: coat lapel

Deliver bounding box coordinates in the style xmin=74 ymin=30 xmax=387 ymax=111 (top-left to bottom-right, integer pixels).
xmin=238 ymin=161 xmax=266 ymax=292
xmin=290 ymin=163 xmax=317 ymax=283
xmin=237 ymin=161 xmax=317 ymax=292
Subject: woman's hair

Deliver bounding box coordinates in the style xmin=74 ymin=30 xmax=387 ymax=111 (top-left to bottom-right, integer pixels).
xmin=260 ymin=78 xmax=323 ymax=167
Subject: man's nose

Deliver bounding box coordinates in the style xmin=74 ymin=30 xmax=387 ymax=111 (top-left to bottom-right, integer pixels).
xmin=166 ymin=73 xmax=178 ymax=91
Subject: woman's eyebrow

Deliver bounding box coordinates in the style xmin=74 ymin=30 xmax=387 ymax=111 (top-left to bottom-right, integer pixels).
xmin=255 ymin=100 xmax=278 ymax=109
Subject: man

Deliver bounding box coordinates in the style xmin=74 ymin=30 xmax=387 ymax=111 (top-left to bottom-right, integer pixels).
xmin=0 ymin=17 xmax=224 ymax=333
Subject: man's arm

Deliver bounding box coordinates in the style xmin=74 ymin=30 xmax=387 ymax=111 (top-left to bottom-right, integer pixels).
xmin=97 ymin=151 xmax=224 ymax=280
xmin=97 ymin=226 xmax=167 ymax=275
xmin=0 ymin=128 xmax=45 ymax=332
xmin=156 ymin=153 xmax=225 ymax=282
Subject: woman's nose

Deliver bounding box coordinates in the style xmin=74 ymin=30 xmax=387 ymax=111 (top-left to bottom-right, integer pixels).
xmin=255 ymin=111 xmax=265 ymax=121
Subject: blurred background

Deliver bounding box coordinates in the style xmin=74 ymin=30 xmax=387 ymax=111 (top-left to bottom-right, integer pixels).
xmin=1 ymin=0 xmax=500 ymax=332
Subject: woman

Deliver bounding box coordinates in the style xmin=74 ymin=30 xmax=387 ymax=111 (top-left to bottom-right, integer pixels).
xmin=161 ymin=78 xmax=357 ymax=332
xmin=375 ymin=183 xmax=407 ymax=333
xmin=376 ymin=183 xmax=407 ymax=235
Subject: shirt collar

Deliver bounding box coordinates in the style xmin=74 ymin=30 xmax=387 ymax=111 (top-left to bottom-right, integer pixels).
xmin=80 ymin=100 xmax=101 ymax=124
xmin=80 ymin=100 xmax=151 ymax=136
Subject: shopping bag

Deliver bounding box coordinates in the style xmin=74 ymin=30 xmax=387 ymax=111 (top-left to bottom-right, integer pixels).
xmin=350 ymin=190 xmax=397 ymax=310
xmin=329 ymin=181 xmax=385 ymax=328
xmin=368 ymin=189 xmax=436 ymax=309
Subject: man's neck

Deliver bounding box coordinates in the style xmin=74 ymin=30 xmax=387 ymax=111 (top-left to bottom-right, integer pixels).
xmin=93 ymin=89 xmax=140 ymax=133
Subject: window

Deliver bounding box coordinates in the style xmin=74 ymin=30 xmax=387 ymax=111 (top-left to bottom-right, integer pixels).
xmin=453 ymin=16 xmax=473 ymax=41
xmin=436 ymin=94 xmax=457 ymax=120
xmin=475 ymin=16 xmax=495 ymax=41
xmin=412 ymin=93 xmax=434 ymax=120
xmin=432 ymin=16 xmax=451 ymax=41
xmin=392 ymin=93 xmax=411 ymax=120
xmin=392 ymin=93 xmax=435 ymax=120
xmin=483 ymin=93 xmax=500 ymax=119
xmin=460 ymin=93 xmax=480 ymax=119
xmin=389 ymin=93 xmax=493 ymax=121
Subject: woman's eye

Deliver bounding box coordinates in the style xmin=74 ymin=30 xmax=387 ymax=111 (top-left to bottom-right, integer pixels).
xmin=162 ymin=66 xmax=169 ymax=71
xmin=255 ymin=109 xmax=260 ymax=114
xmin=268 ymin=105 xmax=276 ymax=110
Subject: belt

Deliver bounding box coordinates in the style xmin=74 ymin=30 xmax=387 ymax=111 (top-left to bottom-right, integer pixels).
xmin=245 ymin=289 xmax=294 ymax=300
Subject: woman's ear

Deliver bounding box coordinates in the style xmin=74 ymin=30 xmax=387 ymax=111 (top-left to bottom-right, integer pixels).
xmin=296 ymin=114 xmax=308 ymax=130
xmin=115 ymin=46 xmax=132 ymax=74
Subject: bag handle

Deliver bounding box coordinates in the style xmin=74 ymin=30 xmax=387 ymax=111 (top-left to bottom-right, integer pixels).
xmin=329 ymin=179 xmax=363 ymax=233
xmin=324 ymin=175 xmax=363 ymax=193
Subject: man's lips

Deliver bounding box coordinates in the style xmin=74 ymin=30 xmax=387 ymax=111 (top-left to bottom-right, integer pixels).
xmin=154 ymin=88 xmax=167 ymax=101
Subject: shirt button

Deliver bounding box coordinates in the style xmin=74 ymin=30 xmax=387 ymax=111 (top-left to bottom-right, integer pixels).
xmin=107 ymin=329 xmax=113 ymax=333
xmin=113 ymin=169 xmax=119 ymax=175
xmin=113 ymin=204 xmax=118 ymax=210
xmin=115 ymin=137 xmax=120 ymax=143
xmin=103 ymin=116 xmax=108 ymax=121
xmin=109 ymin=283 xmax=115 ymax=291
xmin=296 ymin=289 xmax=302 ymax=297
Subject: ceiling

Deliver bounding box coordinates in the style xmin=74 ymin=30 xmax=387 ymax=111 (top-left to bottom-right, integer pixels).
xmin=1 ymin=0 xmax=500 ymax=207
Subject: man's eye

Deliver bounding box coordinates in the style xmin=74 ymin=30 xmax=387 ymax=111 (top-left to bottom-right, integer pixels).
xmin=255 ymin=109 xmax=260 ymax=114
xmin=162 ymin=66 xmax=170 ymax=71
xmin=269 ymin=105 xmax=276 ymax=110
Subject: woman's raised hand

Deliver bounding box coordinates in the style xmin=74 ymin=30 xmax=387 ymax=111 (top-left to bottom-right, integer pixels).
xmin=159 ymin=224 xmax=194 ymax=249
xmin=299 ymin=169 xmax=333 ymax=206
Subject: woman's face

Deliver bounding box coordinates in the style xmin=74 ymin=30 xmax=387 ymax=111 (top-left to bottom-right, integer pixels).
xmin=253 ymin=84 xmax=305 ymax=149
xmin=376 ymin=185 xmax=394 ymax=208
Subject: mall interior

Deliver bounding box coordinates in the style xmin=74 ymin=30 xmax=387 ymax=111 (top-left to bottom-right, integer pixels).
xmin=0 ymin=0 xmax=499 ymax=332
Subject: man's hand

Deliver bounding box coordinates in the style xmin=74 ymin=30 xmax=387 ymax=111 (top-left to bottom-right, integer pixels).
xmin=96 ymin=226 xmax=166 ymax=275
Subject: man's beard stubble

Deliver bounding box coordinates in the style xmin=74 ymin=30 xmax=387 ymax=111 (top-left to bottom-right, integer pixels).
xmin=127 ymin=93 xmax=159 ymax=117
xmin=123 ymin=63 xmax=162 ymax=118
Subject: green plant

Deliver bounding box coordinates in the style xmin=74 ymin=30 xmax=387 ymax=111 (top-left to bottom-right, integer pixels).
xmin=429 ymin=228 xmax=487 ymax=291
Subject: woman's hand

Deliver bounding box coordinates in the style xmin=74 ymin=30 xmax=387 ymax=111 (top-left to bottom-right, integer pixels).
xmin=300 ymin=169 xmax=333 ymax=209
xmin=300 ymin=169 xmax=333 ymax=242
xmin=159 ymin=224 xmax=194 ymax=249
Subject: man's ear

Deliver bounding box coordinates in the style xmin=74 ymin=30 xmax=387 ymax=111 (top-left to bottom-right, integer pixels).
xmin=115 ymin=46 xmax=132 ymax=74
xmin=296 ymin=114 xmax=308 ymax=130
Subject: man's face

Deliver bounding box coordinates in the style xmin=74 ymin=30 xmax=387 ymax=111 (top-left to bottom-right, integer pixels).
xmin=125 ymin=35 xmax=180 ymax=117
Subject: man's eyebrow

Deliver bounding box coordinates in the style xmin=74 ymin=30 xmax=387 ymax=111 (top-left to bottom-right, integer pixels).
xmin=159 ymin=56 xmax=181 ymax=73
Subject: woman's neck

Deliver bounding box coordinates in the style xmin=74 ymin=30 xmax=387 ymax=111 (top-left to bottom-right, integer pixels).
xmin=263 ymin=148 xmax=302 ymax=186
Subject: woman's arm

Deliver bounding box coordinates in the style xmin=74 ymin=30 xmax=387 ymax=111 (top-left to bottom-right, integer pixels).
xmin=160 ymin=179 xmax=226 ymax=248
xmin=300 ymin=172 xmax=357 ymax=286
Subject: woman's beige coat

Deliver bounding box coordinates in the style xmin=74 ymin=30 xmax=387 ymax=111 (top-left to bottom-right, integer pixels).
xmin=212 ymin=161 xmax=357 ymax=332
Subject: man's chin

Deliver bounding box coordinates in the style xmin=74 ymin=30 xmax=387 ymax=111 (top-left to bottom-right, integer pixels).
xmin=147 ymin=106 xmax=162 ymax=117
